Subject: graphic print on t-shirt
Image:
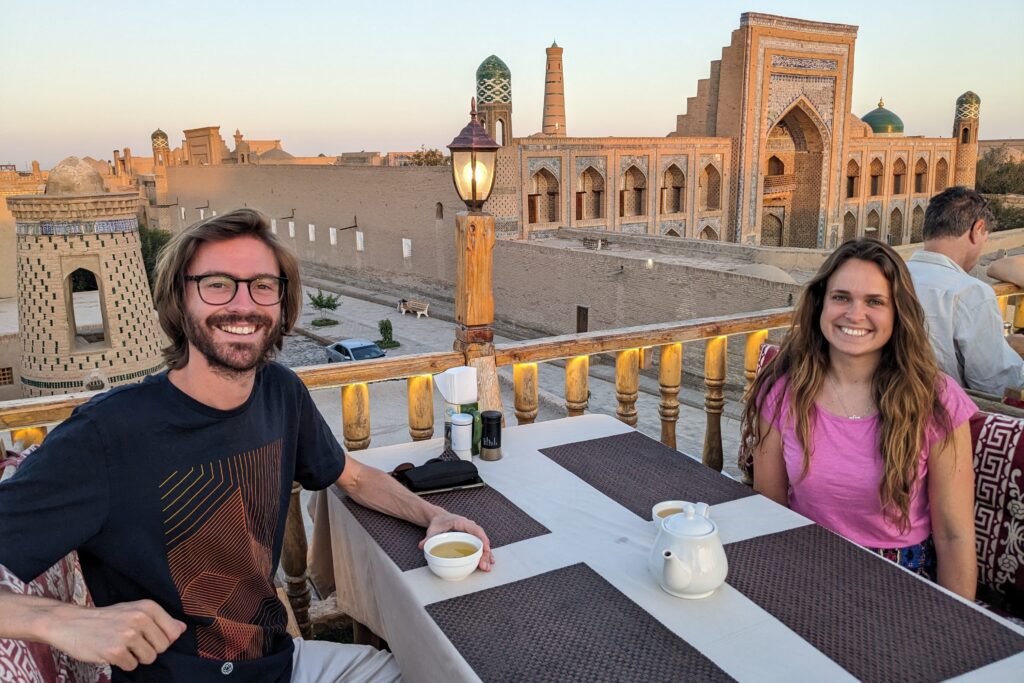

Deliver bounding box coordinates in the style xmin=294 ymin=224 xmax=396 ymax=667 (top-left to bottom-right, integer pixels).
xmin=159 ymin=439 xmax=285 ymax=661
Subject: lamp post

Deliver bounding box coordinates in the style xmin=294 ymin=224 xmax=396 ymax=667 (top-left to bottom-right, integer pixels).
xmin=447 ymin=98 xmax=500 ymax=353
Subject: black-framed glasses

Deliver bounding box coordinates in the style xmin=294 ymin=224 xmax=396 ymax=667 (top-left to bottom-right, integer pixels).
xmin=184 ymin=274 xmax=287 ymax=306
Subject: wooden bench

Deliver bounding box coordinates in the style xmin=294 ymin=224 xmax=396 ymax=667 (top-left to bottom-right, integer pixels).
xmin=397 ymin=298 xmax=430 ymax=318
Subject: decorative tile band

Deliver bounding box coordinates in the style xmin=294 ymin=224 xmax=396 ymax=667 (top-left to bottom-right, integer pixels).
xmin=16 ymin=217 xmax=139 ymax=236
xmin=21 ymin=376 xmax=83 ymax=389
xmin=771 ymin=55 xmax=838 ymax=71
xmin=109 ymin=363 xmax=165 ymax=384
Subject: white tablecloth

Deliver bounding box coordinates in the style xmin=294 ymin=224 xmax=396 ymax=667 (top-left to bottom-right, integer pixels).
xmin=310 ymin=415 xmax=1024 ymax=683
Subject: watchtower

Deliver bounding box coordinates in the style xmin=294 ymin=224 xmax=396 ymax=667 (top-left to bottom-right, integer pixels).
xmin=6 ymin=157 xmax=165 ymax=397
xmin=476 ymin=55 xmax=513 ymax=146
xmin=952 ymin=91 xmax=980 ymax=188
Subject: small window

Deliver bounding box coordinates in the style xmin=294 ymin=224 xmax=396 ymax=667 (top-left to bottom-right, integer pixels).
xmin=402 ymin=238 xmax=412 ymax=259
xmin=356 ymin=231 xmax=365 ymax=251
xmin=436 ymin=202 xmax=444 ymax=220
xmin=271 ymin=218 xmax=277 ymax=234
xmin=288 ymin=221 xmax=295 ymax=238
xmin=0 ymin=367 xmax=13 ymax=386
xmin=329 ymin=227 xmax=338 ymax=246
xmin=179 ymin=206 xmax=186 ymax=220
xmin=199 ymin=208 xmax=205 ymax=220
xmin=308 ymin=223 xmax=316 ymax=242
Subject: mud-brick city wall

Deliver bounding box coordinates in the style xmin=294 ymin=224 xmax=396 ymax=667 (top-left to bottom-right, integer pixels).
xmin=166 ymin=165 xmax=801 ymax=389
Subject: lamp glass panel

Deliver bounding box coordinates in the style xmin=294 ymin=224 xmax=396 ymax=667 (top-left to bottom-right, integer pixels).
xmin=452 ymin=151 xmax=475 ymax=202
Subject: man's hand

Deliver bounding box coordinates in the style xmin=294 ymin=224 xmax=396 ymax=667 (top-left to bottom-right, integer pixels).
xmin=418 ymin=512 xmax=495 ymax=571
xmin=45 ymin=599 xmax=186 ymax=671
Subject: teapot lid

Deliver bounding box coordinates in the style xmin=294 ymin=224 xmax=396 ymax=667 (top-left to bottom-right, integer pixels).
xmin=663 ymin=502 xmax=715 ymax=536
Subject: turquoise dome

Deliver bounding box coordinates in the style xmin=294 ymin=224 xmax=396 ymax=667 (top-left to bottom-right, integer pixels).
xmin=957 ymin=91 xmax=980 ymax=107
xmin=861 ymin=98 xmax=904 ymax=136
xmin=476 ymin=55 xmax=511 ymax=105
xmin=476 ymin=55 xmax=510 ymax=81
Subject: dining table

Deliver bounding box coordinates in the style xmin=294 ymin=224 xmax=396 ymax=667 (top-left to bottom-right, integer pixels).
xmin=308 ymin=414 xmax=1024 ymax=682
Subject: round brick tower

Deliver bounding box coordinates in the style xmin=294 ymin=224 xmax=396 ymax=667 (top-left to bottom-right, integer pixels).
xmin=542 ymin=41 xmax=566 ymax=136
xmin=6 ymin=157 xmax=165 ymax=397
xmin=952 ymin=91 xmax=980 ymax=188
xmin=152 ymin=128 xmax=170 ymax=168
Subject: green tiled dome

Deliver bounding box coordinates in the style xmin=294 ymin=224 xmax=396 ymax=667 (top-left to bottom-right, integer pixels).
xmin=957 ymin=91 xmax=980 ymax=107
xmin=861 ymin=98 xmax=904 ymax=135
xmin=476 ymin=55 xmax=510 ymax=81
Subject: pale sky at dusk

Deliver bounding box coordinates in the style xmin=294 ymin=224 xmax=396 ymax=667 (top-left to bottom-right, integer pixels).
xmin=2 ymin=0 xmax=1021 ymax=169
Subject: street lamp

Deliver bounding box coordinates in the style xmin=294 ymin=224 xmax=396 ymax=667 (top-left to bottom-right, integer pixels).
xmin=447 ymin=98 xmax=500 ymax=212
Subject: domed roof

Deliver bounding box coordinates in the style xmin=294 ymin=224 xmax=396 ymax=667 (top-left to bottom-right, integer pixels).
xmin=861 ymin=98 xmax=904 ymax=136
xmin=151 ymin=128 xmax=168 ymax=140
xmin=957 ymin=91 xmax=981 ymax=106
xmin=44 ymin=156 xmax=105 ymax=196
xmin=258 ymin=148 xmax=294 ymax=161
xmin=476 ymin=55 xmax=510 ymax=81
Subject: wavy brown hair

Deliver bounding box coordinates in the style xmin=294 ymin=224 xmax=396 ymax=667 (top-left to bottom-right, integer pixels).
xmin=153 ymin=208 xmax=302 ymax=369
xmin=740 ymin=238 xmax=951 ymax=531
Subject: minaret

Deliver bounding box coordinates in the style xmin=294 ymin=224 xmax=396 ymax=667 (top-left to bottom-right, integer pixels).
xmin=952 ymin=91 xmax=980 ymax=188
xmin=6 ymin=157 xmax=165 ymax=397
xmin=542 ymin=41 xmax=566 ymax=136
xmin=152 ymin=128 xmax=170 ymax=167
xmin=476 ymin=55 xmax=513 ymax=146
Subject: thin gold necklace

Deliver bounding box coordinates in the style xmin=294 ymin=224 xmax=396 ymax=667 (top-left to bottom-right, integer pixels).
xmin=827 ymin=372 xmax=869 ymax=419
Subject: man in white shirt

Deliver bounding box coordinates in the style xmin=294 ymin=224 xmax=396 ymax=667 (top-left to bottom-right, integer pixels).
xmin=907 ymin=187 xmax=1024 ymax=395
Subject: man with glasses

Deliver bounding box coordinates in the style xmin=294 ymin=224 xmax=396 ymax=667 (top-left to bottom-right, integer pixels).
xmin=907 ymin=186 xmax=1024 ymax=394
xmin=0 ymin=209 xmax=493 ymax=681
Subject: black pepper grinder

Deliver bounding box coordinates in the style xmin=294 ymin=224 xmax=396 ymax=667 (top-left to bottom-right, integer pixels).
xmin=480 ymin=411 xmax=503 ymax=461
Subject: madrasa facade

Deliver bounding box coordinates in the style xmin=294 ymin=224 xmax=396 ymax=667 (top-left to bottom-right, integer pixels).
xmin=480 ymin=12 xmax=979 ymax=249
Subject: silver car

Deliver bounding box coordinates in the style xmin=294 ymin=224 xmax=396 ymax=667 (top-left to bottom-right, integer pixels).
xmin=325 ymin=339 xmax=386 ymax=363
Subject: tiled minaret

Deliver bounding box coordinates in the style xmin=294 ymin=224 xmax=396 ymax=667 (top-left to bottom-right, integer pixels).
xmin=6 ymin=156 xmax=165 ymax=397
xmin=952 ymin=91 xmax=980 ymax=188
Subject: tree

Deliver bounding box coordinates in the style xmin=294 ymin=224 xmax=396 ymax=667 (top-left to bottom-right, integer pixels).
xmin=307 ymin=289 xmax=341 ymax=327
xmin=976 ymin=145 xmax=1024 ymax=195
xmin=409 ymin=146 xmax=450 ymax=166
xmin=375 ymin=318 xmax=400 ymax=349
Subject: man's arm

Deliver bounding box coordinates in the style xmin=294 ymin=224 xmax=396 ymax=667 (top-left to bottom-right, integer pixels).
xmin=987 ymin=255 xmax=1024 ymax=287
xmin=337 ymin=457 xmax=494 ymax=570
xmin=0 ymin=574 xmax=185 ymax=671
xmin=954 ymin=286 xmax=1024 ymax=394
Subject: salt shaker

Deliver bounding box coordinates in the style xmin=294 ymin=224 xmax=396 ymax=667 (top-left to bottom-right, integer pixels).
xmin=480 ymin=410 xmax=502 ymax=461
xmin=451 ymin=413 xmax=474 ymax=461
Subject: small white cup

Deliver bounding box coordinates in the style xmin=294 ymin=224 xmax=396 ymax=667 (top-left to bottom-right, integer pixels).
xmin=651 ymin=500 xmax=690 ymax=527
xmin=423 ymin=531 xmax=483 ymax=581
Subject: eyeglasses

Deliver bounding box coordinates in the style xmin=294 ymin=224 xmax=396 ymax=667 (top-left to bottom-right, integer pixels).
xmin=184 ymin=274 xmax=287 ymax=306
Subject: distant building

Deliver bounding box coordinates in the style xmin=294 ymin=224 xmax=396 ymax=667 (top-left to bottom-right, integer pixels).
xmin=481 ymin=13 xmax=979 ymax=248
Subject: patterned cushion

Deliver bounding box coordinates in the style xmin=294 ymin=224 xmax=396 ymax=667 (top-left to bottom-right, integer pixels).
xmin=0 ymin=450 xmax=111 ymax=683
xmin=970 ymin=411 xmax=1024 ymax=618
xmin=737 ymin=343 xmax=780 ymax=483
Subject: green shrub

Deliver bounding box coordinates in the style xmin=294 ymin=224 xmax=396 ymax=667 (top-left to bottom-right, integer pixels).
xmin=375 ymin=318 xmax=401 ymax=349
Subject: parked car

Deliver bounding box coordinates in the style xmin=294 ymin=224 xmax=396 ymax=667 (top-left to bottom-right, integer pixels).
xmin=325 ymin=339 xmax=386 ymax=363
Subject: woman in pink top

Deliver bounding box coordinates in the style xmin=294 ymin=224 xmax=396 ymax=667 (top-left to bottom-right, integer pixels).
xmin=742 ymin=238 xmax=977 ymax=600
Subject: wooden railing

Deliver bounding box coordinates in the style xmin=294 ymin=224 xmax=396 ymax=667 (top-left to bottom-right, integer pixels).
xmin=3 ymin=209 xmax=1021 ymax=637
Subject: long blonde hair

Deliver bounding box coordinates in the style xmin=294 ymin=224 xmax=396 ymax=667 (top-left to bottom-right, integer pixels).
xmin=740 ymin=238 xmax=951 ymax=531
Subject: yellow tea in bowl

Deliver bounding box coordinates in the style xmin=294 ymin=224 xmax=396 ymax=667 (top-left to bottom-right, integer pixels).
xmin=656 ymin=507 xmax=683 ymax=518
xmin=429 ymin=541 xmax=480 ymax=559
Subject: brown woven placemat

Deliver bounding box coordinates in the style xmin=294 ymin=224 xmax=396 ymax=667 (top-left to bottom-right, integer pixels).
xmin=343 ymin=484 xmax=549 ymax=571
xmin=539 ymin=431 xmax=753 ymax=520
xmin=726 ymin=524 xmax=1024 ymax=682
xmin=426 ymin=563 xmax=733 ymax=682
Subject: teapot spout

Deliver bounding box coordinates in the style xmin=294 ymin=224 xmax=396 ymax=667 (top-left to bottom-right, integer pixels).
xmin=661 ymin=549 xmax=692 ymax=593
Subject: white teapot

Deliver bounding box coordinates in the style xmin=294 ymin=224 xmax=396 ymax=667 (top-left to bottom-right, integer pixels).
xmin=649 ymin=502 xmax=728 ymax=599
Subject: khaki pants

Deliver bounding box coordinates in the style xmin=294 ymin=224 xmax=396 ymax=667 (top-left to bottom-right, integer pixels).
xmin=291 ymin=638 xmax=402 ymax=683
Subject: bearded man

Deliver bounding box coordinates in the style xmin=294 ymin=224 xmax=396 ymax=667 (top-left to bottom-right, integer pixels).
xmin=0 ymin=209 xmax=492 ymax=682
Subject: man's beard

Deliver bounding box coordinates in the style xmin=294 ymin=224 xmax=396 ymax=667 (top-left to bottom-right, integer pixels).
xmin=184 ymin=310 xmax=281 ymax=378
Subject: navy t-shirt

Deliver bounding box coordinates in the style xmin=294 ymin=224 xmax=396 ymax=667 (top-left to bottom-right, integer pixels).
xmin=0 ymin=363 xmax=345 ymax=682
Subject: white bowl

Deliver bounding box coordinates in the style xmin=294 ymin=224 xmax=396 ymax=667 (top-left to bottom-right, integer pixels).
xmin=423 ymin=532 xmax=483 ymax=581
xmin=651 ymin=500 xmax=690 ymax=528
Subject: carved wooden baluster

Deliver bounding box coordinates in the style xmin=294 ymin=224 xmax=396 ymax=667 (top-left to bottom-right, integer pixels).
xmin=616 ymin=349 xmax=639 ymax=427
xmin=658 ymin=343 xmax=682 ymax=448
xmin=407 ymin=375 xmax=434 ymax=441
xmin=744 ymin=330 xmax=768 ymax=394
xmin=564 ymin=355 xmax=590 ymax=417
xmin=281 ymin=482 xmax=312 ymax=638
xmin=514 ymin=363 xmax=538 ymax=425
xmin=998 ymin=295 xmax=1008 ymax=321
xmin=342 ymin=383 xmax=371 ymax=451
xmin=703 ymin=336 xmax=727 ymax=472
